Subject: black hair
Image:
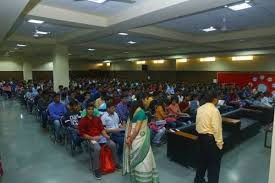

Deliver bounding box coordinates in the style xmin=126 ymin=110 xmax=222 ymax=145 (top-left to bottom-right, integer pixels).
xmin=205 ymin=92 xmax=218 ymax=103
xmin=69 ymin=100 xmax=78 ymax=106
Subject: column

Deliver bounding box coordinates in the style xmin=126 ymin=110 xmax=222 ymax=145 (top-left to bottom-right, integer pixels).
xmin=53 ymin=44 xmax=69 ymax=92
xmin=269 ymin=109 xmax=275 ymax=183
xmin=23 ymin=61 xmax=33 ymax=81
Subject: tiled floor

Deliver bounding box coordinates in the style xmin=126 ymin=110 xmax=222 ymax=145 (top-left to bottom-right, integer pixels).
xmin=0 ymin=97 xmax=271 ymax=183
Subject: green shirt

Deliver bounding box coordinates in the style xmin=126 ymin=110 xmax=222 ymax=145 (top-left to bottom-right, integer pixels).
xmin=81 ymin=108 xmax=100 ymax=117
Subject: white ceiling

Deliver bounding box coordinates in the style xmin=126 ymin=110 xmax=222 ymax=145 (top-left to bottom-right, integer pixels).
xmin=40 ymin=0 xmax=142 ymax=17
xmin=1 ymin=0 xmax=275 ymax=61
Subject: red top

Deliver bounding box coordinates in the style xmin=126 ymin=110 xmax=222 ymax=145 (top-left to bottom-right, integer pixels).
xmin=78 ymin=116 xmax=104 ymax=137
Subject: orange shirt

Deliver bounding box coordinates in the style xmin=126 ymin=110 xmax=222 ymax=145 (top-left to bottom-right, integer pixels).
xmin=155 ymin=105 xmax=167 ymax=120
xmin=168 ymin=104 xmax=181 ymax=116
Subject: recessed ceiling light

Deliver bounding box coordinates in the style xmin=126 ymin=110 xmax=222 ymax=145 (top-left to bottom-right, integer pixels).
xmin=87 ymin=0 xmax=107 ymax=3
xmin=232 ymin=56 xmax=253 ymax=61
xmin=28 ymin=19 xmax=44 ymax=24
xmin=200 ymin=57 xmax=216 ymax=62
xmin=128 ymin=41 xmax=136 ymax=44
xmin=36 ymin=30 xmax=50 ymax=35
xmin=124 ymin=52 xmax=129 ymax=54
xmin=202 ymin=26 xmax=216 ymax=32
xmin=17 ymin=44 xmax=27 ymax=47
xmin=228 ymin=2 xmax=252 ymax=11
xmin=118 ymin=32 xmax=128 ymax=36
xmin=103 ymin=60 xmax=111 ymax=63
xmin=88 ymin=48 xmax=95 ymax=51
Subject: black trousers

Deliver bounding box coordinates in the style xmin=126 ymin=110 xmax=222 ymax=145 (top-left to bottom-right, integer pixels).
xmin=194 ymin=134 xmax=222 ymax=183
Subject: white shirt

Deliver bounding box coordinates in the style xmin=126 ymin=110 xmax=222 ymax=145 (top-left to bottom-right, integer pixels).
xmin=101 ymin=112 xmax=120 ymax=129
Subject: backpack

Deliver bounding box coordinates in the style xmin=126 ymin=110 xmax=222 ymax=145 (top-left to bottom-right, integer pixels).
xmin=100 ymin=145 xmax=116 ymax=174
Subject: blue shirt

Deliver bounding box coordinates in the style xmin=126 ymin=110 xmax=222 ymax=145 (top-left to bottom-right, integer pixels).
xmin=116 ymin=102 xmax=129 ymax=122
xmin=48 ymin=102 xmax=67 ymax=120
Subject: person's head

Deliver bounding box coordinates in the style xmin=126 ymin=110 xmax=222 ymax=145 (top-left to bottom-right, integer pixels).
xmin=205 ymin=92 xmax=219 ymax=106
xmin=130 ymin=95 xmax=145 ymax=120
xmin=53 ymin=93 xmax=60 ymax=103
xmin=69 ymin=100 xmax=79 ymax=112
xmin=58 ymin=85 xmax=64 ymax=92
xmin=84 ymin=92 xmax=90 ymax=100
xmin=171 ymin=97 xmax=178 ymax=105
xmin=106 ymin=102 xmax=116 ymax=115
xmin=121 ymin=95 xmax=128 ymax=104
xmin=86 ymin=103 xmax=95 ymax=117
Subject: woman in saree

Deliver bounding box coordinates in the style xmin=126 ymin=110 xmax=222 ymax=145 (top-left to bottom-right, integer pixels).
xmin=123 ymin=97 xmax=159 ymax=183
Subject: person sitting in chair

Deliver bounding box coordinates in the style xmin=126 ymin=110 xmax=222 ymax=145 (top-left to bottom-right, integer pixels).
xmin=78 ymin=104 xmax=120 ymax=180
xmin=101 ymin=102 xmax=125 ymax=162
xmin=62 ymin=100 xmax=82 ymax=152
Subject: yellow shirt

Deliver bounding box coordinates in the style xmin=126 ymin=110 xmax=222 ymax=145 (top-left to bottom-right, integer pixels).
xmin=155 ymin=106 xmax=167 ymax=120
xmin=196 ymin=103 xmax=224 ymax=149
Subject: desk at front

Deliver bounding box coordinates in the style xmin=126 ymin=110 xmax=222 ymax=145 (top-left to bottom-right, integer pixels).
xmin=167 ymin=108 xmax=262 ymax=168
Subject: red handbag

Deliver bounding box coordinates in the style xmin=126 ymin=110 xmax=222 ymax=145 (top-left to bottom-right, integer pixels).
xmin=100 ymin=145 xmax=116 ymax=174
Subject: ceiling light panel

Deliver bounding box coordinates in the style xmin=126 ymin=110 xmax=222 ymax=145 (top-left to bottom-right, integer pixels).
xmin=200 ymin=57 xmax=216 ymax=62
xmin=28 ymin=19 xmax=44 ymax=24
xmin=17 ymin=44 xmax=27 ymax=47
xmin=202 ymin=26 xmax=216 ymax=32
xmin=176 ymin=58 xmax=188 ymax=63
xmin=228 ymin=2 xmax=252 ymax=11
xmin=87 ymin=0 xmax=107 ymax=3
xmin=128 ymin=41 xmax=136 ymax=44
xmin=232 ymin=56 xmax=254 ymax=61
xmin=153 ymin=60 xmax=165 ymax=64
xmin=118 ymin=32 xmax=128 ymax=36
xmin=136 ymin=61 xmax=146 ymax=64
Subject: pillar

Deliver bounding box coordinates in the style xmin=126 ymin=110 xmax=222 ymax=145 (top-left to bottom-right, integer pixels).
xmin=53 ymin=45 xmax=69 ymax=92
xmin=23 ymin=61 xmax=32 ymax=81
xmin=269 ymin=109 xmax=275 ymax=183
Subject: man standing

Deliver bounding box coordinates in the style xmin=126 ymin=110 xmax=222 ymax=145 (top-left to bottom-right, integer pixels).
xmin=194 ymin=93 xmax=223 ymax=183
xmin=116 ymin=95 xmax=129 ymax=123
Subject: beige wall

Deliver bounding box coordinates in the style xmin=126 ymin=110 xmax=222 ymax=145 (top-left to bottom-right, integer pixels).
xmin=0 ymin=58 xmax=22 ymax=71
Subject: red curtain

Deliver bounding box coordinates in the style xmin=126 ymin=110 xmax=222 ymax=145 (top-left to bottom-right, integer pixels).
xmin=217 ymin=72 xmax=275 ymax=94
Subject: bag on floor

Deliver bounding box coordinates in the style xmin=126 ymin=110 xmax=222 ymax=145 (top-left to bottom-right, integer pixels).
xmin=100 ymin=144 xmax=116 ymax=174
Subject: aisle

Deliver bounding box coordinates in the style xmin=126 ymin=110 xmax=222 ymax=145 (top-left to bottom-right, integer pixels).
xmin=0 ymin=98 xmax=126 ymax=183
xmin=0 ymin=97 xmax=271 ymax=183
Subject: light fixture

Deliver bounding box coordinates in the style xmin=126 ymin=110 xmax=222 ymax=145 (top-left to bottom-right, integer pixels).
xmin=28 ymin=19 xmax=44 ymax=24
xmin=106 ymin=63 xmax=111 ymax=67
xmin=97 ymin=63 xmax=103 ymax=66
xmin=87 ymin=0 xmax=107 ymax=3
xmin=153 ymin=60 xmax=165 ymax=64
xmin=118 ymin=32 xmax=128 ymax=36
xmin=17 ymin=44 xmax=27 ymax=47
xmin=128 ymin=41 xmax=136 ymax=44
xmin=36 ymin=30 xmax=50 ymax=35
xmin=88 ymin=48 xmax=95 ymax=51
xmin=176 ymin=58 xmax=188 ymax=63
xmin=202 ymin=26 xmax=216 ymax=32
xmin=232 ymin=56 xmax=254 ymax=61
xmin=228 ymin=2 xmax=252 ymax=11
xmin=103 ymin=60 xmax=111 ymax=63
xmin=128 ymin=58 xmax=138 ymax=61
xmin=200 ymin=57 xmax=216 ymax=62
xmin=136 ymin=61 xmax=146 ymax=65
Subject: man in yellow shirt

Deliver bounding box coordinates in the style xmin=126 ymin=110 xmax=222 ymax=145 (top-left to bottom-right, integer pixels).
xmin=194 ymin=92 xmax=223 ymax=183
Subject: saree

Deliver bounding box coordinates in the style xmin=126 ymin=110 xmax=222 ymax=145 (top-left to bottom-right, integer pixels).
xmin=123 ymin=107 xmax=159 ymax=183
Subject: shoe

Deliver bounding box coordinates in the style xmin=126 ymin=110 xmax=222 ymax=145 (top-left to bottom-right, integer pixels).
xmin=116 ymin=164 xmax=122 ymax=170
xmin=94 ymin=169 xmax=102 ymax=180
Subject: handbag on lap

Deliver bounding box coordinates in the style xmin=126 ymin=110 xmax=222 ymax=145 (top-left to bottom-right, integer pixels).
xmin=100 ymin=144 xmax=116 ymax=174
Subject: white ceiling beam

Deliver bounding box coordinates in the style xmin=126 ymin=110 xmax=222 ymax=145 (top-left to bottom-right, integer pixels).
xmin=28 ymin=4 xmax=108 ymax=28
xmin=0 ymin=0 xmax=32 ymax=43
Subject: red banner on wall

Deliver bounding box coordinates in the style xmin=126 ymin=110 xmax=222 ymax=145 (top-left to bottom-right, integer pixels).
xmin=217 ymin=72 xmax=275 ymax=95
